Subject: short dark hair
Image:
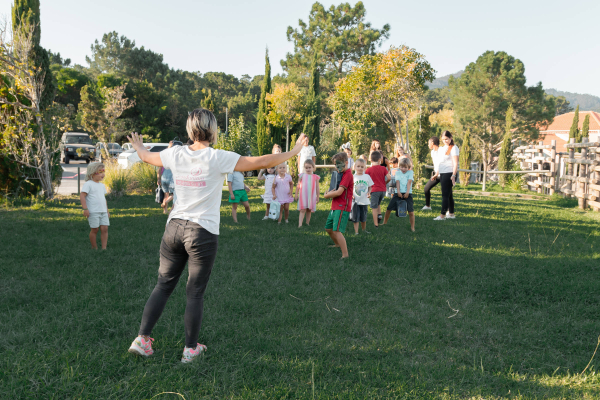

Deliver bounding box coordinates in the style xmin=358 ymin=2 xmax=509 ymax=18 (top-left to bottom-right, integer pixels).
xmin=390 ymin=157 xmax=399 ymax=164
xmin=332 ymin=152 xmax=348 ymax=163
xmin=186 ymin=108 xmax=218 ymax=143
xmin=370 ymin=150 xmax=382 ymax=163
xmin=429 ymin=136 xmax=439 ymax=146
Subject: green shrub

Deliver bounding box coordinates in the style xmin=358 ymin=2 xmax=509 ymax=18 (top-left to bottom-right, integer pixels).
xmin=130 ymin=162 xmax=157 ymax=193
xmin=103 ymin=160 xmax=129 ymax=198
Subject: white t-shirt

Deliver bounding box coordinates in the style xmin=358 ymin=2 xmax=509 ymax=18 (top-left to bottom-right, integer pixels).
xmin=438 ymin=145 xmax=460 ymax=174
xmin=347 ymin=156 xmax=354 ymax=170
xmin=81 ymin=180 xmax=107 ymax=213
xmin=431 ymin=149 xmax=440 ymax=174
xmin=298 ymin=145 xmax=316 ymax=174
xmin=160 ymin=146 xmax=241 ymax=235
xmin=353 ymin=173 xmax=374 ymax=205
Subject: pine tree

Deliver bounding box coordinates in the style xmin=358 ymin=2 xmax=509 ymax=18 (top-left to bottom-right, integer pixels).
xmin=12 ymin=0 xmax=56 ymax=109
xmin=256 ymin=49 xmax=272 ymax=155
xmin=581 ymin=114 xmax=590 ymax=138
xmin=302 ymin=53 xmax=321 ymax=155
xmin=459 ymin=130 xmax=472 ymax=187
xmin=569 ymin=105 xmax=580 ymax=141
xmin=498 ymin=105 xmax=514 ymax=186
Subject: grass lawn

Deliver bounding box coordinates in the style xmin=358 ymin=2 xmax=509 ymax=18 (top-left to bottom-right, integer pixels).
xmin=1 ymin=184 xmax=599 ymax=399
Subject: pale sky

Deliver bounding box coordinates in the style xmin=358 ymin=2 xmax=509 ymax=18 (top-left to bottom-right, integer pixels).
xmin=2 ymin=0 xmax=599 ymax=96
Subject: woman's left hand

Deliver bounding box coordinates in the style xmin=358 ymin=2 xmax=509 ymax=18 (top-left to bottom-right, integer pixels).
xmin=451 ymin=175 xmax=456 ymax=186
xmin=127 ymin=132 xmax=144 ymax=151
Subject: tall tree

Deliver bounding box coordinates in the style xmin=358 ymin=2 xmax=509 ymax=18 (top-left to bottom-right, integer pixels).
xmin=449 ymin=51 xmax=555 ymax=173
xmin=581 ymin=114 xmax=590 ymax=139
xmin=409 ymin=107 xmax=431 ymax=183
xmin=266 ymin=83 xmax=305 ymax=152
xmin=282 ymin=1 xmax=390 ymax=85
xmin=256 ymin=49 xmax=272 ymax=155
xmin=12 ymin=0 xmax=56 ymax=109
xmin=85 ymin=32 xmax=135 ymax=77
xmin=498 ymin=105 xmax=514 ymax=186
xmin=302 ymin=53 xmax=321 ymax=153
xmin=569 ymin=105 xmax=579 ymax=141
xmin=545 ymin=94 xmax=573 ymax=116
xmin=459 ymin=130 xmax=471 ymax=187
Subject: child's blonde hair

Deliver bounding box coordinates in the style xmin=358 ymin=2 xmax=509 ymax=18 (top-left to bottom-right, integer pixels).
xmin=304 ymin=159 xmax=316 ymax=168
xmin=354 ymin=158 xmax=366 ymax=166
xmin=398 ymin=157 xmax=412 ymax=168
xmin=86 ymin=162 xmax=105 ymax=181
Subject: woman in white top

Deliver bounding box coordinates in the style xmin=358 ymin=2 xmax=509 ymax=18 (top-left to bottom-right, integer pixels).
xmin=434 ymin=131 xmax=459 ymax=220
xmin=127 ymin=108 xmax=308 ymax=363
xmin=422 ymin=137 xmax=440 ymax=210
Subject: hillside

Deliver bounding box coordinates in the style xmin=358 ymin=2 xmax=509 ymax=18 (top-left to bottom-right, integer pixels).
xmin=427 ymin=72 xmax=600 ymax=112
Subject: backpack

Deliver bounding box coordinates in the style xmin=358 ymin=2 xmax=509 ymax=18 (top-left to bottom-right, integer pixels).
xmin=268 ymin=200 xmax=281 ymax=220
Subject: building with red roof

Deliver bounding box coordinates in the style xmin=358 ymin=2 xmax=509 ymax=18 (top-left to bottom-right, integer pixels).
xmin=539 ymin=111 xmax=600 ymax=152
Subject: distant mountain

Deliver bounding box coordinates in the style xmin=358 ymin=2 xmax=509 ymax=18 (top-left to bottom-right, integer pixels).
xmin=426 ymin=71 xmax=463 ymax=89
xmin=426 ymin=71 xmax=600 ymax=112
xmin=545 ymin=89 xmax=600 ymax=112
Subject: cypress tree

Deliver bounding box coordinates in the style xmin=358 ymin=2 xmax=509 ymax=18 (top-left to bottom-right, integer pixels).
xmin=302 ymin=53 xmax=321 ymax=154
xmin=256 ymin=49 xmax=271 ymax=155
xmin=498 ymin=105 xmax=514 ymax=186
xmin=569 ymin=105 xmax=579 ymax=141
xmin=581 ymin=114 xmax=590 ymax=138
xmin=12 ymin=0 xmax=56 ymax=109
xmin=409 ymin=107 xmax=431 ymax=183
xmin=459 ymin=130 xmax=472 ymax=187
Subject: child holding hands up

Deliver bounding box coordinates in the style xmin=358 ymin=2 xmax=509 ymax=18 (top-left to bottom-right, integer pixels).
xmin=324 ymin=153 xmax=353 ymax=259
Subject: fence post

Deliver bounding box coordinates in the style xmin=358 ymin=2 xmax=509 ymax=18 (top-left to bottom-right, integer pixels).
xmin=579 ymin=137 xmax=589 ymax=209
xmin=77 ymin=167 xmax=81 ymax=195
xmin=550 ymin=140 xmax=556 ymax=195
xmin=482 ymin=168 xmax=487 ymax=191
xmin=566 ymin=138 xmax=575 ymax=198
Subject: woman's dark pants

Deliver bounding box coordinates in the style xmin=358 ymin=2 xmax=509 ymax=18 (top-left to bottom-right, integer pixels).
xmin=439 ymin=173 xmax=455 ymax=215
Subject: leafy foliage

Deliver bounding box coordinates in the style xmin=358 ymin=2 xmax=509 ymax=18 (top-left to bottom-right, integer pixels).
xmin=581 ymin=114 xmax=589 ymax=138
xmin=214 ymin=115 xmax=253 ymax=156
xmin=302 ymin=53 xmax=321 ymax=152
xmin=569 ymin=105 xmax=579 ymax=140
xmin=266 ymin=83 xmax=305 ymax=152
xmin=459 ymin=130 xmax=472 ymax=187
xmin=408 ymin=108 xmax=431 ymax=183
xmin=256 ymin=49 xmax=272 ymax=156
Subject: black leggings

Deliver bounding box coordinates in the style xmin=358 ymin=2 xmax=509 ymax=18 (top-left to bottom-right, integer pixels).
xmin=440 ymin=173 xmax=455 ymax=214
xmin=139 ymin=219 xmax=218 ymax=348
xmin=423 ymin=177 xmax=440 ymax=206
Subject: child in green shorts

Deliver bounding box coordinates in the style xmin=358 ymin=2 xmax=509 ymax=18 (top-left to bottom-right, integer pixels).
xmin=228 ymin=171 xmax=251 ymax=223
xmin=324 ymin=152 xmax=354 ymax=259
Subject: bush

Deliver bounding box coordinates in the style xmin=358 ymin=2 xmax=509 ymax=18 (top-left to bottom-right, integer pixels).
xmin=130 ymin=162 xmax=157 ymax=193
xmin=103 ymin=160 xmax=129 ymax=198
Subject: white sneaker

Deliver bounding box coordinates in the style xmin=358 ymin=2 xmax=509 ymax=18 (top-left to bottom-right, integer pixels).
xmin=433 ymin=216 xmax=446 ymax=221
xmin=262 ymin=216 xmax=269 ymax=220
xmin=446 ymin=213 xmax=456 ymax=219
xmin=421 ymin=206 xmax=432 ymax=211
xmin=181 ymin=343 xmax=207 ymax=363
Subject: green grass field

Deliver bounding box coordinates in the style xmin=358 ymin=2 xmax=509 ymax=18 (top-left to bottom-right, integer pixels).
xmin=1 ymin=184 xmax=599 ymax=399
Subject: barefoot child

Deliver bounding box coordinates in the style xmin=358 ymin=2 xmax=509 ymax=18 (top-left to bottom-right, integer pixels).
xmin=324 ymin=153 xmax=353 ymax=258
xmin=295 ymin=159 xmax=320 ymax=227
xmin=257 ymin=167 xmax=276 ymax=220
xmin=272 ymin=163 xmax=293 ymax=223
xmin=227 ymin=171 xmax=251 ymax=223
xmin=383 ymin=157 xmax=415 ymax=231
xmin=352 ymin=158 xmax=373 ymax=235
xmin=365 ymin=151 xmax=390 ymax=228
xmin=80 ymin=162 xmax=110 ymax=250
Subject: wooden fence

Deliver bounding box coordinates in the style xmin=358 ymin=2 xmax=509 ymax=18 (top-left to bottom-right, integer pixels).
xmin=514 ymin=138 xmax=600 ymax=211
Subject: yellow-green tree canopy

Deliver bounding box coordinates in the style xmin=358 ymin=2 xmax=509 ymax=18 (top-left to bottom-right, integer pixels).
xmin=328 ymin=46 xmax=435 ymax=150
xmin=266 ymin=83 xmax=305 ymax=151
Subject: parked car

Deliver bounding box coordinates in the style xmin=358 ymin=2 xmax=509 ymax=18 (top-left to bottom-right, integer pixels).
xmin=96 ymin=142 xmax=124 ymax=161
xmin=60 ymin=132 xmax=96 ymax=164
xmin=118 ymin=143 xmax=170 ymax=169
xmin=122 ymin=143 xmax=133 ymax=151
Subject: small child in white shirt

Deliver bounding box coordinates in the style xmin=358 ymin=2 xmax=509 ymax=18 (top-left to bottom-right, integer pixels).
xmin=80 ymin=162 xmax=110 ymax=249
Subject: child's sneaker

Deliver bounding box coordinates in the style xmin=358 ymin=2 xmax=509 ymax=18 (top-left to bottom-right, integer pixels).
xmin=181 ymin=343 xmax=207 ymax=363
xmin=262 ymin=216 xmax=269 ymax=220
xmin=421 ymin=206 xmax=432 ymax=211
xmin=128 ymin=336 xmax=154 ymax=357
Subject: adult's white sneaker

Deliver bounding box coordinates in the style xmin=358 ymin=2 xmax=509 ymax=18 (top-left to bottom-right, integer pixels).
xmin=433 ymin=216 xmax=446 ymax=221
xmin=421 ymin=206 xmax=432 ymax=211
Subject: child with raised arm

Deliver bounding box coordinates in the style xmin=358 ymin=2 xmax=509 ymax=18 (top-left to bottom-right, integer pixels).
xmin=272 ymin=163 xmax=293 ymax=223
xmin=257 ymin=167 xmax=276 ymax=220
xmin=295 ymin=159 xmax=320 ymax=227
xmin=352 ymin=158 xmax=373 ymax=235
xmin=382 ymin=157 xmax=415 ymax=231
xmin=80 ymin=162 xmax=110 ymax=250
xmin=365 ymin=151 xmax=391 ymax=228
xmin=227 ymin=171 xmax=251 ymax=223
xmin=324 ymin=152 xmax=353 ymax=259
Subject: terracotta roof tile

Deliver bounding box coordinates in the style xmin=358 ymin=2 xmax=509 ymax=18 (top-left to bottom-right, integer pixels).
xmin=541 ymin=111 xmax=600 ymax=132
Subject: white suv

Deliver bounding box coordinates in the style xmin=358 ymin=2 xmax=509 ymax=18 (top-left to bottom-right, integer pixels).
xmin=118 ymin=143 xmax=170 ymax=169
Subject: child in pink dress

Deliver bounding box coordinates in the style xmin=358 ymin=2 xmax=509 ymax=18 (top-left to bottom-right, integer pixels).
xmin=272 ymin=163 xmax=294 ymax=224
xmin=294 ymin=159 xmax=320 ymax=227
